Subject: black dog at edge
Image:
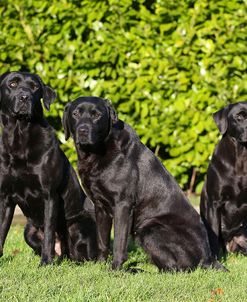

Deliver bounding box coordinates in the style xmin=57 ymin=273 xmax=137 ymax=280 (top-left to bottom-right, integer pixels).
xmin=0 ymin=72 xmax=98 ymax=265
xmin=63 ymin=96 xmax=225 ymax=271
xmin=201 ymin=101 xmax=247 ymax=258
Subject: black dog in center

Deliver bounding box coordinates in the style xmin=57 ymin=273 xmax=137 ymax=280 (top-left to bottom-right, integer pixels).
xmin=63 ymin=96 xmax=225 ymax=271
xmin=0 ymin=72 xmax=98 ymax=265
xmin=200 ymin=101 xmax=247 ymax=258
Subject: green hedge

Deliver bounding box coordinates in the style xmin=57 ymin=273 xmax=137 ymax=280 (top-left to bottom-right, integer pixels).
xmin=0 ymin=0 xmax=246 ymax=191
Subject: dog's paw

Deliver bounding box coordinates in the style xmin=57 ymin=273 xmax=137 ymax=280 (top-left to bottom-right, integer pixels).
xmin=111 ymin=259 xmax=123 ymax=270
xmin=97 ymin=251 xmax=108 ymax=262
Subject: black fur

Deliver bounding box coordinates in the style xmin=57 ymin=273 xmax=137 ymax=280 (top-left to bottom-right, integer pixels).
xmin=201 ymin=101 xmax=247 ymax=257
xmin=0 ymin=72 xmax=98 ymax=265
xmin=63 ymin=96 xmax=225 ymax=271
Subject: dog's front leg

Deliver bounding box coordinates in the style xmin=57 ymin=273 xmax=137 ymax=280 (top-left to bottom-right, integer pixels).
xmin=0 ymin=199 xmax=15 ymax=257
xmin=112 ymin=202 xmax=132 ymax=270
xmin=40 ymin=195 xmax=58 ymax=266
xmin=95 ymin=204 xmax=112 ymax=261
xmin=202 ymin=202 xmax=222 ymax=257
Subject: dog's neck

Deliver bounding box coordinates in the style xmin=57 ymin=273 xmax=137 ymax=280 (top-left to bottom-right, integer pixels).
xmin=0 ymin=113 xmax=50 ymax=153
xmin=76 ymin=131 xmax=112 ymax=160
xmin=0 ymin=113 xmax=47 ymax=128
xmin=76 ymin=124 xmax=121 ymax=158
xmin=76 ymin=133 xmax=120 ymax=178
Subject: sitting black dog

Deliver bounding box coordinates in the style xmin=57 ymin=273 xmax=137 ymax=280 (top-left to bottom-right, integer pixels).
xmin=62 ymin=96 xmax=225 ymax=271
xmin=0 ymin=72 xmax=98 ymax=265
xmin=200 ymin=101 xmax=247 ymax=258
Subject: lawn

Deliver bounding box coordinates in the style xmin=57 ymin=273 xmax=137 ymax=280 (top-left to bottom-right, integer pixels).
xmin=0 ymin=224 xmax=247 ymax=302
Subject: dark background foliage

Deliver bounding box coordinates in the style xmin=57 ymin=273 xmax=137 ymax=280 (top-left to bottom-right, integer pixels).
xmin=0 ymin=0 xmax=246 ymax=192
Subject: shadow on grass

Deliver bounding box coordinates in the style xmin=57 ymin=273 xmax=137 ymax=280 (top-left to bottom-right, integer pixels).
xmin=124 ymin=262 xmax=147 ymax=274
xmin=107 ymin=235 xmax=149 ymax=273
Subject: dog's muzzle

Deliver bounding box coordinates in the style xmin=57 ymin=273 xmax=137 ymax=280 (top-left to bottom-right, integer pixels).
xmin=238 ymin=134 xmax=247 ymax=145
xmin=76 ymin=125 xmax=90 ymax=145
xmin=13 ymin=94 xmax=33 ymax=116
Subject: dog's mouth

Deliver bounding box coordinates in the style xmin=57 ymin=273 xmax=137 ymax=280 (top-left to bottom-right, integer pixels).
xmin=76 ymin=134 xmax=90 ymax=144
xmin=237 ymin=134 xmax=247 ymax=146
xmin=12 ymin=102 xmax=33 ymax=119
xmin=74 ymin=127 xmax=109 ymax=152
xmin=13 ymin=109 xmax=32 ymax=120
xmin=76 ymin=140 xmax=91 ymax=146
xmin=75 ymin=137 xmax=104 ymax=154
xmin=76 ymin=140 xmax=100 ymax=151
xmin=75 ymin=131 xmax=94 ymax=146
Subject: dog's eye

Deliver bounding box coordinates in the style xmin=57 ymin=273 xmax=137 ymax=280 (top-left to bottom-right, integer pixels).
xmin=72 ymin=110 xmax=80 ymax=118
xmin=9 ymin=81 xmax=18 ymax=88
xmin=31 ymin=83 xmax=39 ymax=90
xmin=236 ymin=111 xmax=247 ymax=121
xmin=91 ymin=111 xmax=101 ymax=119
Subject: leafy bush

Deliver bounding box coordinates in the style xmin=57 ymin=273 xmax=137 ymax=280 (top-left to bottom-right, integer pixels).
xmin=0 ymin=0 xmax=246 ymax=191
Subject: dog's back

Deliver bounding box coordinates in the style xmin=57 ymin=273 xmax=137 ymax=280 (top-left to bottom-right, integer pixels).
xmin=122 ymin=125 xmax=223 ymax=270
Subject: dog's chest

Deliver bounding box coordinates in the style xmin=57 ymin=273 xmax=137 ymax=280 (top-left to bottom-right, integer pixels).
xmin=221 ymin=173 xmax=247 ymax=211
xmin=232 ymin=157 xmax=247 ymax=193
xmin=1 ymin=122 xmax=53 ymax=172
xmin=2 ymin=166 xmax=42 ymax=197
xmin=82 ymin=177 xmax=114 ymax=212
xmin=1 ymin=167 xmax=44 ymax=220
xmin=1 ymin=148 xmax=44 ymax=202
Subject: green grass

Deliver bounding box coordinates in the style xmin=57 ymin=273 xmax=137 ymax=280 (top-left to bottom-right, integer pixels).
xmin=0 ymin=225 xmax=247 ymax=301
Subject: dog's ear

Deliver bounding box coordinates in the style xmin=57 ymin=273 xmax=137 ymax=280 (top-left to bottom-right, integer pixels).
xmin=35 ymin=75 xmax=56 ymax=111
xmin=105 ymin=99 xmax=118 ymax=125
xmin=42 ymin=85 xmax=56 ymax=111
xmin=213 ymin=106 xmax=229 ymax=134
xmin=0 ymin=72 xmax=10 ymax=105
xmin=62 ymin=103 xmax=71 ymax=140
xmin=0 ymin=72 xmax=10 ymax=84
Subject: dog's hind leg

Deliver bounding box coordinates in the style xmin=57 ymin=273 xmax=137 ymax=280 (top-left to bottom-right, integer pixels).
xmin=24 ymin=222 xmax=43 ymax=256
xmin=137 ymin=223 xmax=215 ymax=272
xmin=136 ymin=224 xmax=179 ymax=271
xmin=137 ymin=224 xmax=227 ymax=272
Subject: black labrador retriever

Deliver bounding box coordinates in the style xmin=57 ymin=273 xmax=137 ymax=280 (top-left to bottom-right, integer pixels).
xmin=62 ymin=96 xmax=225 ymax=271
xmin=0 ymin=72 xmax=98 ymax=265
xmin=200 ymin=101 xmax=247 ymax=258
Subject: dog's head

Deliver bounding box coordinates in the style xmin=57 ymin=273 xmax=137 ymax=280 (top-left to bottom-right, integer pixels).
xmin=226 ymin=232 xmax=247 ymax=255
xmin=0 ymin=71 xmax=56 ymax=120
xmin=213 ymin=101 xmax=247 ymax=143
xmin=62 ymin=96 xmax=118 ymax=148
xmin=221 ymin=209 xmax=247 ymax=255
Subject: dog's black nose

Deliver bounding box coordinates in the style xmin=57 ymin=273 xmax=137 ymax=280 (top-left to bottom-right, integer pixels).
xmin=78 ymin=126 xmax=89 ymax=136
xmin=20 ymin=95 xmax=29 ymax=102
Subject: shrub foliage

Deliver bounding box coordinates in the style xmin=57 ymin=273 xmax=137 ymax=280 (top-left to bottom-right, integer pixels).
xmin=0 ymin=0 xmax=246 ymax=191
